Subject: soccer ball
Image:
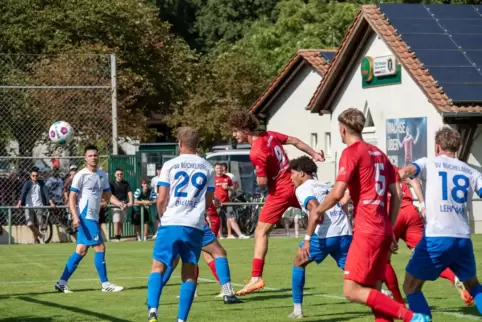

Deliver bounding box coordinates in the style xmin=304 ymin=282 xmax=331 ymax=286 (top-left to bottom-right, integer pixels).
xmin=49 ymin=121 xmax=74 ymax=144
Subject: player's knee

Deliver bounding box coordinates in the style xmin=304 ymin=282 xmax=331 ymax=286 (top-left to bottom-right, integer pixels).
xmin=76 ymin=245 xmax=88 ymax=257
xmin=94 ymin=243 xmax=105 ymax=252
xmin=402 ymin=273 xmax=421 ymax=295
xmin=151 ymin=259 xmax=165 ymax=273
xmin=255 ymin=222 xmax=273 ymax=236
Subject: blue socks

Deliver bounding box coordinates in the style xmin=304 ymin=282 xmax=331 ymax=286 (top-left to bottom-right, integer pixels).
xmin=469 ymin=284 xmax=482 ymax=314
xmin=214 ymin=257 xmax=231 ymax=285
xmin=407 ymin=291 xmax=432 ymax=318
xmin=162 ymin=265 xmax=174 ymax=287
xmin=178 ymin=281 xmax=197 ymax=321
xmin=60 ymin=252 xmax=83 ymax=282
xmin=292 ymin=266 xmax=305 ymax=305
xmin=94 ymin=251 xmax=108 ymax=283
xmin=147 ymin=272 xmax=163 ymax=311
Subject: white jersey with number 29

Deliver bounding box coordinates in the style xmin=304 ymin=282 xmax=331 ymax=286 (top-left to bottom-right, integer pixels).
xmin=295 ymin=179 xmax=352 ymax=239
xmin=157 ymin=154 xmax=215 ymax=231
xmin=412 ymin=155 xmax=482 ymax=239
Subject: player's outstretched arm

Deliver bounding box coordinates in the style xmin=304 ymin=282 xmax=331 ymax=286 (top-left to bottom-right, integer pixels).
xmin=104 ymin=191 xmax=125 ymax=210
xmin=408 ymin=178 xmax=425 ymax=214
xmin=398 ymin=164 xmax=418 ymax=181
xmin=285 ymin=137 xmax=325 ymax=162
xmin=315 ymin=181 xmax=347 ymax=217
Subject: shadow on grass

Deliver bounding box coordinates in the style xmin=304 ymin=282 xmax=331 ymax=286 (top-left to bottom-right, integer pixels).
xmin=17 ymin=296 xmax=131 ymax=322
xmin=0 ymin=318 xmax=54 ymax=322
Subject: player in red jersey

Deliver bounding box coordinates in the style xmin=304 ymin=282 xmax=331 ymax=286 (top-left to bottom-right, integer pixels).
xmin=207 ymin=163 xmax=233 ymax=237
xmin=228 ymin=111 xmax=324 ymax=295
xmin=301 ymin=108 xmax=429 ymax=322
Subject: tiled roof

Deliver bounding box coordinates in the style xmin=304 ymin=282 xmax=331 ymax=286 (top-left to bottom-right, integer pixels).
xmin=310 ymin=4 xmax=482 ymax=114
xmin=250 ymin=49 xmax=335 ymax=114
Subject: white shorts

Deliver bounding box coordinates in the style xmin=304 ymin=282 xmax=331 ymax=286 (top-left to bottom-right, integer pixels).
xmin=112 ymin=208 xmax=127 ymax=223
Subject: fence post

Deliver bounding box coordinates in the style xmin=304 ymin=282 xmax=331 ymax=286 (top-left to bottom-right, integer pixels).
xmin=111 ymin=54 xmax=118 ymax=155
xmin=8 ymin=208 xmax=12 ymax=245
xmin=140 ymin=207 xmax=144 ymax=241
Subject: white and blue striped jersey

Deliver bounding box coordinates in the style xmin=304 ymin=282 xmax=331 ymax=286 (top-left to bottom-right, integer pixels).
xmin=157 ymin=154 xmax=215 ymax=230
xmin=295 ymin=179 xmax=352 ymax=239
xmin=412 ymin=155 xmax=482 ymax=239
xmin=70 ymin=168 xmax=110 ymax=221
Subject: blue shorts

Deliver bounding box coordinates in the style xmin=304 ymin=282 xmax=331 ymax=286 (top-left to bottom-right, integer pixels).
xmin=77 ymin=218 xmax=103 ymax=246
xmin=152 ymin=225 xmax=204 ymax=267
xmin=202 ymin=224 xmax=217 ymax=247
xmin=406 ymin=236 xmax=476 ymax=282
xmin=299 ymin=235 xmax=352 ymax=268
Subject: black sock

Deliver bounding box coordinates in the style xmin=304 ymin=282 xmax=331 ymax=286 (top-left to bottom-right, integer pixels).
xmin=115 ymin=235 xmax=121 ymax=240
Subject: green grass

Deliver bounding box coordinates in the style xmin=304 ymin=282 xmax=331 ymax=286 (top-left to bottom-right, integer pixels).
xmin=0 ymin=236 xmax=481 ymax=321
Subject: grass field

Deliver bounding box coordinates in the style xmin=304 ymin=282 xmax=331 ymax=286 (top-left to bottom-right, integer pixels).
xmin=1 ymin=236 xmax=481 ymax=322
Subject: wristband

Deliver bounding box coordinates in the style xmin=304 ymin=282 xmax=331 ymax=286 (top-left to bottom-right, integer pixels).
xmin=304 ymin=235 xmax=311 ymax=241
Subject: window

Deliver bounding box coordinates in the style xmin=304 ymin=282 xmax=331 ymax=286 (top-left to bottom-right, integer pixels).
xmin=310 ymin=133 xmax=318 ymax=150
xmin=324 ymin=132 xmax=331 ymax=156
xmin=363 ymin=100 xmax=376 ymax=133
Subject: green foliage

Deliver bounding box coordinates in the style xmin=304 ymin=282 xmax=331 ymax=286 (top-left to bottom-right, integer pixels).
xmin=0 ymin=0 xmax=196 ymax=154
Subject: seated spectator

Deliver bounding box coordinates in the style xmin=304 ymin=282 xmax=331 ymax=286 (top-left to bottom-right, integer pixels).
xmin=133 ymin=178 xmax=156 ymax=241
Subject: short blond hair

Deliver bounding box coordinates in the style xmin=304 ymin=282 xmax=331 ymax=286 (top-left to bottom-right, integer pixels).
xmin=337 ymin=108 xmax=365 ymax=135
xmin=177 ymin=126 xmax=200 ymax=150
xmin=435 ymin=127 xmax=461 ymax=153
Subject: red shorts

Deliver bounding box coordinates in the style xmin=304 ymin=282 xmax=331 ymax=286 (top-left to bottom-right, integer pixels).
xmin=259 ymin=187 xmax=300 ymax=224
xmin=344 ymin=232 xmax=392 ymax=286
xmin=394 ymin=205 xmax=424 ymax=248
xmin=209 ymin=215 xmax=220 ymax=236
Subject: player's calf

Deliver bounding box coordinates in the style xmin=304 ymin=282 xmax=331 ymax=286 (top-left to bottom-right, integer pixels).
xmin=461 ymin=277 xmax=482 ymax=313
xmin=403 ymin=272 xmax=431 ymax=318
xmin=290 ymin=254 xmax=311 ymax=318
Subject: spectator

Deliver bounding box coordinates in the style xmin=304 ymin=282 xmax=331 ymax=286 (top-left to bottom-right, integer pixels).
xmin=221 ymin=163 xmax=248 ymax=239
xmin=282 ymin=207 xmax=301 ymax=238
xmin=63 ymin=165 xmax=78 ymax=204
xmin=150 ymin=165 xmax=162 ymax=239
xmin=15 ymin=167 xmax=56 ymax=244
xmin=109 ymin=168 xmax=133 ymax=242
xmin=133 ymin=178 xmax=156 ymax=241
xmin=46 ymin=168 xmax=64 ymax=205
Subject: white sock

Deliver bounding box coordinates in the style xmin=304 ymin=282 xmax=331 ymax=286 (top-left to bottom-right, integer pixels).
xmin=58 ymin=279 xmax=66 ymax=285
xmin=222 ymin=282 xmax=233 ymax=295
xmin=251 ymin=277 xmax=260 ymax=282
xmin=177 ymin=320 xmax=185 ymax=322
xmin=294 ymin=303 xmax=302 ymax=314
xmin=149 ymin=308 xmax=157 ymax=314
xmin=102 ymin=282 xmax=111 ymax=288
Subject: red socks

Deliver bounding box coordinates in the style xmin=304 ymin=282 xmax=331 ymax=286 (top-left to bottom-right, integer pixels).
xmin=384 ymin=262 xmax=405 ymax=305
xmin=371 ymin=307 xmax=394 ymax=322
xmin=440 ymin=268 xmax=456 ymax=285
xmin=207 ymin=261 xmax=220 ymax=282
xmin=367 ymin=289 xmax=414 ymax=322
xmin=252 ymin=258 xmax=265 ymax=278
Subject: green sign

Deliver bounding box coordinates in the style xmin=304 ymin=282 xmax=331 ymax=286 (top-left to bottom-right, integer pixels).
xmin=361 ymin=56 xmax=402 ymax=88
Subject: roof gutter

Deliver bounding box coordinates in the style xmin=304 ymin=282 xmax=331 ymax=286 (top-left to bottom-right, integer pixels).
xmin=441 ymin=112 xmax=482 ymax=118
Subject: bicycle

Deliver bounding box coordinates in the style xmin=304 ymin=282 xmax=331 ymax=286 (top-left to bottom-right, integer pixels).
xmin=231 ymin=191 xmax=265 ymax=236
xmin=39 ymin=207 xmax=76 ymax=244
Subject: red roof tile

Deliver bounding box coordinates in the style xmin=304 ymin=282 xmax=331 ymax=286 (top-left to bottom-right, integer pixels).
xmin=250 ymin=49 xmax=335 ymax=114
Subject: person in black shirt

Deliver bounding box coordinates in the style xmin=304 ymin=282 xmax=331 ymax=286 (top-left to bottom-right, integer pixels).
xmin=133 ymin=178 xmax=156 ymax=241
xmin=109 ymin=168 xmax=133 ymax=242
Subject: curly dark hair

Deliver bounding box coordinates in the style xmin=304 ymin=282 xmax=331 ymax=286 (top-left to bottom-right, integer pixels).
xmin=228 ymin=111 xmax=259 ymax=132
xmin=289 ymin=156 xmax=317 ymax=176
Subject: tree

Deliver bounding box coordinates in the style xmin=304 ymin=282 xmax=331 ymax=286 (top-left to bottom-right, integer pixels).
xmin=166 ymin=47 xmax=268 ymax=147
xmin=238 ymin=0 xmax=359 ymax=77
xmin=0 ymin=0 xmax=195 ymax=155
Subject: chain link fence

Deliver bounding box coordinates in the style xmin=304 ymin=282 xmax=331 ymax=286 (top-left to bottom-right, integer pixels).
xmin=0 ymin=54 xmax=116 ymax=209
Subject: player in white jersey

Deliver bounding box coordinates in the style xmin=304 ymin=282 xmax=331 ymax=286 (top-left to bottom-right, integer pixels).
xmin=288 ymin=156 xmax=353 ymax=318
xmin=55 ymin=145 xmax=126 ymax=293
xmin=147 ymin=127 xmax=215 ymax=322
xmin=399 ymin=127 xmax=482 ymax=318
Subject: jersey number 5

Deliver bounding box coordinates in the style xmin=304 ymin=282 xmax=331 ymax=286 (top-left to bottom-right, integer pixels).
xmin=375 ymin=163 xmax=386 ymax=196
xmin=174 ymin=171 xmax=207 ymax=198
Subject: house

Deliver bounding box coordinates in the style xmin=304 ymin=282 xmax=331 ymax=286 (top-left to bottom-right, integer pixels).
xmin=250 ymin=49 xmax=337 ymax=182
xmin=308 ymin=4 xmax=482 ymax=231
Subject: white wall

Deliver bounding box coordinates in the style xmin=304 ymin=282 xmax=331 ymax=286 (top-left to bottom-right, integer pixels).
xmin=265 ymin=64 xmax=335 ymax=183
xmin=328 ymin=33 xmax=482 ymax=231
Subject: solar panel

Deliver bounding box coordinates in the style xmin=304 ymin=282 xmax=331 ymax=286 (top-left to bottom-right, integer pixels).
xmin=401 ymin=34 xmax=458 ymax=50
xmin=389 ymin=18 xmax=444 ymax=34
xmin=440 ymin=84 xmax=482 ymax=103
xmin=415 ymin=50 xmax=473 ymax=67
xmin=319 ymin=51 xmax=335 ymax=62
xmin=465 ymin=51 xmax=482 ymax=67
xmin=426 ymin=4 xmax=480 ymax=19
xmin=429 ymin=67 xmax=482 ymax=84
xmin=378 ymin=4 xmax=431 ymax=19
xmin=438 ymin=19 xmax=482 ymax=34
xmin=452 ymin=35 xmax=482 ymax=50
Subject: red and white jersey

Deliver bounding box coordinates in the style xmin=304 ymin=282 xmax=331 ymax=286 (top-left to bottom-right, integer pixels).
xmin=250 ymin=131 xmax=292 ymax=193
xmin=336 ymin=141 xmax=397 ymax=236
